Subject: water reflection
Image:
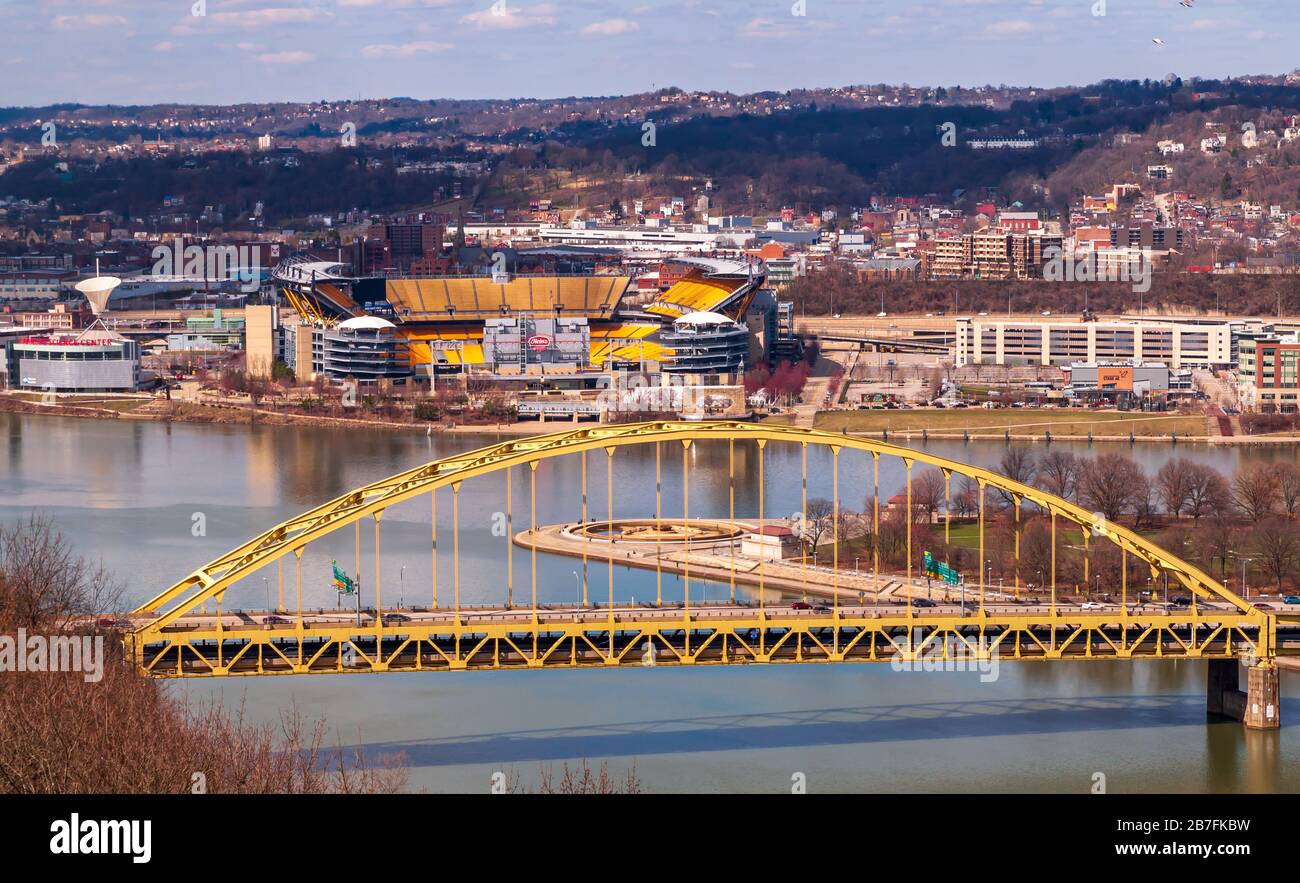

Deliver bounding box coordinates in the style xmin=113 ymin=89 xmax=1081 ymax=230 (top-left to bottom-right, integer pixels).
xmin=5 ymin=413 xmax=1298 ymax=793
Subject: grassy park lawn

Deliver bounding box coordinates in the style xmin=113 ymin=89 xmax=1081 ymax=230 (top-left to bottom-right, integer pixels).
xmin=814 ymin=408 xmax=1206 ymax=438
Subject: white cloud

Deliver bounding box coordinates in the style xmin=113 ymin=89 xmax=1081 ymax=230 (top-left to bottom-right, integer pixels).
xmin=176 ymin=6 xmax=332 ymax=33
xmin=983 ymin=20 xmax=1037 ymax=35
xmin=361 ymin=41 xmax=453 ymax=57
xmin=51 ymin=14 xmax=128 ymax=30
xmin=460 ymin=3 xmax=557 ymax=30
xmin=340 ymin=0 xmax=453 ymax=6
xmin=153 ymin=41 xmax=177 ymax=52
xmin=257 ymin=50 xmax=315 ymax=64
xmin=583 ymin=18 xmax=639 ymax=36
xmin=741 ymin=17 xmax=781 ymax=38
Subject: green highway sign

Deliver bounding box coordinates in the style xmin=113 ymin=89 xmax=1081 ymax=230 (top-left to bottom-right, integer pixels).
xmin=922 ymin=551 xmax=961 ymax=587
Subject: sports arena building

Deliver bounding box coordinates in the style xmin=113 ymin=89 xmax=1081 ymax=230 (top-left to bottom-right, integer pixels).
xmin=269 ymin=249 xmax=773 ymax=386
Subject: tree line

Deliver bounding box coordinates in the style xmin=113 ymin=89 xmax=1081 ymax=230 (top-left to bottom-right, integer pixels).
xmin=804 ymin=450 xmax=1300 ymax=594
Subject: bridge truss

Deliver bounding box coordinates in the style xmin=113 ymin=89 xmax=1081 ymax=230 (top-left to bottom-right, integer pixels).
xmin=127 ymin=422 xmax=1280 ymax=688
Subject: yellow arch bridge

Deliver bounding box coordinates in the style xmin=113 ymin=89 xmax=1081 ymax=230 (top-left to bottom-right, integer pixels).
xmin=126 ymin=422 xmax=1295 ymax=729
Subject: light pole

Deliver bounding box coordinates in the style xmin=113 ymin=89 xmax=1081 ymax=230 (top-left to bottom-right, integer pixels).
xmin=572 ymin=570 xmax=581 ymax=609
xmin=262 ymin=576 xmax=269 ymax=610
xmin=1240 ymin=557 xmax=1252 ymax=600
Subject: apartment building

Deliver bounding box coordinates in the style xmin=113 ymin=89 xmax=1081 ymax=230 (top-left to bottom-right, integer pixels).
xmin=1238 ymin=335 xmax=1300 ymax=412
xmin=929 ymin=231 xmax=1062 ymax=280
xmin=955 ymin=318 xmax=1233 ymax=369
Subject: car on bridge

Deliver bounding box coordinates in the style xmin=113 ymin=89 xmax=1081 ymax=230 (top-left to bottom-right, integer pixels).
xmin=912 ymin=598 xmax=936 ymax=608
xmin=1284 ymin=596 xmax=1300 ymax=605
xmin=790 ymin=601 xmax=812 ymax=610
xmin=1081 ymin=602 xmax=1104 ymax=610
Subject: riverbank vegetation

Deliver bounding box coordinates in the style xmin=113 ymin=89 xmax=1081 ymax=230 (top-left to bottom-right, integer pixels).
xmin=0 ymin=515 xmax=407 ymax=794
xmin=809 ymin=450 xmax=1300 ymax=595
xmin=814 ymin=408 xmax=1207 ymax=438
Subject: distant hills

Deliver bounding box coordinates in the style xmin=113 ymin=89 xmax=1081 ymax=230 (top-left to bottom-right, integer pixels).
xmin=5 ymin=77 xmax=1300 ymax=222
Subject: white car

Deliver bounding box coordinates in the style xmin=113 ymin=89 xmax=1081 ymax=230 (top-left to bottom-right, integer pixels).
xmin=1081 ymin=601 xmax=1104 ymax=610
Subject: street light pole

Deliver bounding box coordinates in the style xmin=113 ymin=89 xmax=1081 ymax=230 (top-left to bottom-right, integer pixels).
xmin=572 ymin=570 xmax=581 ymax=609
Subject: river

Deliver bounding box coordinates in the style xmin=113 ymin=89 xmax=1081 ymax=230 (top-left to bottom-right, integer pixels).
xmin=2 ymin=411 xmax=1296 ymax=793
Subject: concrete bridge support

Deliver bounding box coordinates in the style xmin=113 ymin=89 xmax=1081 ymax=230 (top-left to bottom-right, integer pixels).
xmin=1208 ymin=659 xmax=1280 ymax=729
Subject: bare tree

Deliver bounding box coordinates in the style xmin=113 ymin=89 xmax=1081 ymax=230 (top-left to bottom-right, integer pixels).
xmin=1036 ymin=450 xmax=1079 ymax=502
xmin=801 ymin=498 xmax=835 ymax=556
xmin=1251 ymin=518 xmax=1300 ymax=592
xmin=1156 ymin=458 xmax=1196 ymax=520
xmin=1077 ymin=454 xmax=1144 ymax=522
xmin=1276 ymin=461 xmax=1300 ymax=519
xmin=1132 ymin=478 xmax=1160 ymax=530
xmin=995 ymin=446 xmax=1037 ymax=506
xmin=1233 ymin=464 xmax=1280 ymax=523
xmin=912 ymin=468 xmax=947 ymax=524
xmin=1186 ymin=464 xmax=1231 ymax=523
xmin=0 ymin=517 xmax=406 ymax=795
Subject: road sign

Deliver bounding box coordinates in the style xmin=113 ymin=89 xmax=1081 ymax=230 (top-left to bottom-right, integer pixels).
xmin=332 ymin=560 xmax=355 ymax=594
xmin=923 ymin=551 xmax=961 ymax=586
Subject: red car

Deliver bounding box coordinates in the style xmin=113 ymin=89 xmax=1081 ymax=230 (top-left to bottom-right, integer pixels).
xmin=791 ymin=601 xmax=813 ymax=610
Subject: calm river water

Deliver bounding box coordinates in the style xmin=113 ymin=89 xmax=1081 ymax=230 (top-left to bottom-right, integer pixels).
xmin=2 ymin=411 xmax=1297 ymax=793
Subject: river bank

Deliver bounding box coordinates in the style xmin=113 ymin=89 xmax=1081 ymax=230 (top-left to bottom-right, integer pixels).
xmin=5 ymin=391 xmax=1300 ymax=445
xmin=0 ymin=391 xmax=550 ymax=436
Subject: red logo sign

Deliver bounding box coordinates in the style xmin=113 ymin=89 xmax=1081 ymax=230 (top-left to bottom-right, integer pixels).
xmin=527 ymin=334 xmax=552 ymax=352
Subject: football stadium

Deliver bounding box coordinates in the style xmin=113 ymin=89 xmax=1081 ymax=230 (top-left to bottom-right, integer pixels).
xmin=270 ymin=249 xmax=773 ymax=387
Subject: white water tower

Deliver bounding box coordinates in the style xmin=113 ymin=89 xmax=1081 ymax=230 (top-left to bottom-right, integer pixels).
xmin=75 ymin=275 xmax=121 ymax=317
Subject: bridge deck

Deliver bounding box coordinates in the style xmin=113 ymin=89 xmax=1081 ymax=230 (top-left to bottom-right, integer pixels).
xmin=128 ymin=601 xmax=1288 ymax=679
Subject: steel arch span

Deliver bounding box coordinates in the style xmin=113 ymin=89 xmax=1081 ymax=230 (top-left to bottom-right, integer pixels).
xmin=126 ymin=420 xmax=1281 ymax=683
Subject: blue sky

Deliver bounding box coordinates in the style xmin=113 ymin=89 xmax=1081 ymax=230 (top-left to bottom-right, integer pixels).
xmin=1 ymin=0 xmax=1297 ymax=106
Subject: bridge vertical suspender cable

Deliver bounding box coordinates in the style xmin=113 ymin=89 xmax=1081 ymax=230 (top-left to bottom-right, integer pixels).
xmin=944 ymin=469 xmax=951 ymax=552
xmin=682 ymin=440 xmax=691 ymax=619
xmin=758 ymin=439 xmax=766 ymax=655
xmin=436 ymin=486 xmax=441 ymax=611
xmin=506 ymin=469 xmax=513 ymax=609
xmin=728 ymin=438 xmax=735 ymax=606
xmin=453 ymin=484 xmax=461 ymax=628
xmin=582 ymin=451 xmax=589 ymax=608
xmin=872 ymin=452 xmax=880 ymax=605
xmin=801 ymin=442 xmax=808 ymax=603
xmin=833 ymin=447 xmax=840 ymax=642
xmin=293 ymin=548 xmax=302 ymax=667
xmin=978 ymin=481 xmax=986 ymax=613
xmin=607 ymin=448 xmax=615 ymax=655
xmin=530 ymin=461 xmax=538 ymax=658
xmin=1014 ymin=497 xmax=1021 ymax=599
xmin=374 ymin=513 xmax=382 ymax=633
xmin=655 ymin=442 xmax=662 ymax=608
xmin=1045 ymin=512 xmax=1055 ymax=613
xmin=1082 ymin=524 xmax=1089 ymax=600
xmin=906 ymin=459 xmax=913 ymax=618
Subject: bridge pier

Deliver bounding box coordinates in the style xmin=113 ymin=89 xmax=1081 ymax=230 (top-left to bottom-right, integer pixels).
xmin=1207 ymin=659 xmax=1280 ymax=730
